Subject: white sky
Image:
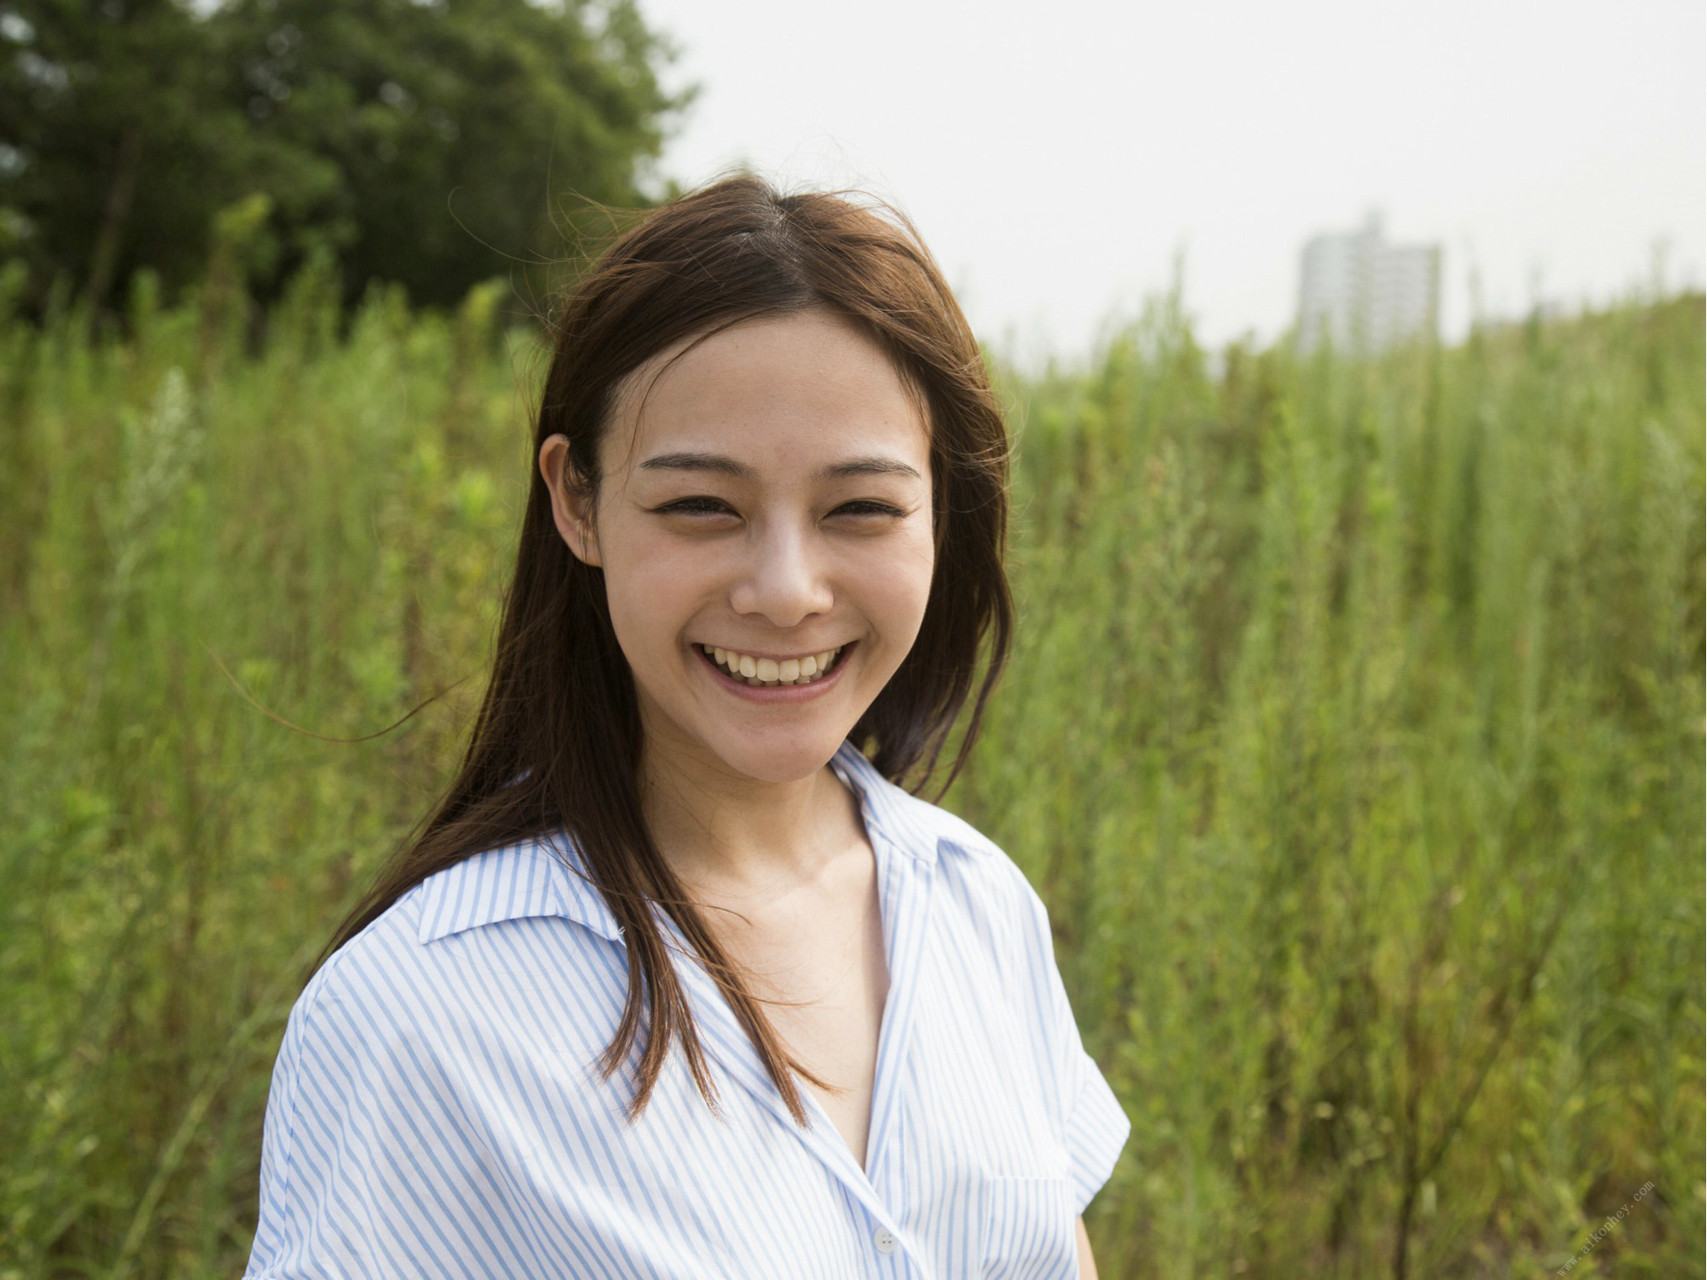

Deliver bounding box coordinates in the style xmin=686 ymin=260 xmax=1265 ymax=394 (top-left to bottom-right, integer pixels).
xmin=631 ymin=0 xmax=1705 ymax=369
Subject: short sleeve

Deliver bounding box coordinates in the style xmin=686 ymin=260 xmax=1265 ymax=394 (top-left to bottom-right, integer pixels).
xmin=243 ymin=947 xmax=534 ymax=1278
xmin=1011 ymin=871 xmax=1131 ymax=1216
xmin=244 ymin=973 xmax=392 ymax=1278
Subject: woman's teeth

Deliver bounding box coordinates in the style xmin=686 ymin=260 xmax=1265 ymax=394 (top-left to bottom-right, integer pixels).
xmin=702 ymin=644 xmax=844 ymax=687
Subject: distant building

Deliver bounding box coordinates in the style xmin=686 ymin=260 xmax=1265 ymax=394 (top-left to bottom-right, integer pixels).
xmin=1297 ymin=212 xmax=1440 ymax=354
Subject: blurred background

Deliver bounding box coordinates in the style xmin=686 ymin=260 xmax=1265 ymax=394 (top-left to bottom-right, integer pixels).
xmin=0 ymin=1 xmax=1701 ymax=1276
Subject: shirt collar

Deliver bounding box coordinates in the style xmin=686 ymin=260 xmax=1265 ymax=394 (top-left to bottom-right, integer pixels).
xmin=418 ymin=739 xmax=950 ymax=946
xmin=415 ymin=836 xmax=601 ymax=945
xmin=827 ymin=737 xmax=947 ymax=869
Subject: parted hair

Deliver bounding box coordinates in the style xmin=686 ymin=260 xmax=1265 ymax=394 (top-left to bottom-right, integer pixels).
xmin=322 ymin=172 xmax=1014 ymax=1124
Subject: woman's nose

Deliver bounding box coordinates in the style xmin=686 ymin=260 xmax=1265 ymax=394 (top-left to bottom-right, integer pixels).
xmin=728 ymin=524 xmax=834 ymax=627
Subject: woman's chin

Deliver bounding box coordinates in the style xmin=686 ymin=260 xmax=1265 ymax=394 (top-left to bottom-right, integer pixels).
xmin=636 ymin=670 xmax=866 ymax=786
xmin=652 ymin=714 xmax=848 ymax=786
xmin=708 ymin=735 xmax=846 ymax=785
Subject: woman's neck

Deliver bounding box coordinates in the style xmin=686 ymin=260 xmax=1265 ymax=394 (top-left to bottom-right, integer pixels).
xmin=637 ymin=741 xmax=864 ymax=903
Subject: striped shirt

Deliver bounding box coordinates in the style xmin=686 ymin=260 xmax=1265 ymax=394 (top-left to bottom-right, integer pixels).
xmin=245 ymin=739 xmax=1130 ymax=1278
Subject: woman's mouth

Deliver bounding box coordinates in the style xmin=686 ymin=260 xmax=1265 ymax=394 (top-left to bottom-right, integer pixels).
xmin=695 ymin=642 xmax=849 ymax=687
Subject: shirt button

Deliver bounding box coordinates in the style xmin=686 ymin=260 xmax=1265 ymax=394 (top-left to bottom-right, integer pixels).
xmin=873 ymin=1227 xmax=897 ymax=1255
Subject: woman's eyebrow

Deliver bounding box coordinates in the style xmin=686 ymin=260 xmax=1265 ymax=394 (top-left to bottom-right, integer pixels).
xmin=636 ymin=451 xmax=923 ymax=482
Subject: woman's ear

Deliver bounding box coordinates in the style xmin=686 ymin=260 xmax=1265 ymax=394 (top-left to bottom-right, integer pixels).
xmin=538 ymin=434 xmax=602 ymax=567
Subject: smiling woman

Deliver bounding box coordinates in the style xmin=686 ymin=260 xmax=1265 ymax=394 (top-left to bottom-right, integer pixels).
xmin=243 ymin=174 xmax=1129 ymax=1279
xmin=540 ymin=309 xmax=936 ymax=788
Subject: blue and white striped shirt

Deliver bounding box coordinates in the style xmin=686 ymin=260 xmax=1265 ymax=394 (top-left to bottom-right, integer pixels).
xmin=245 ymin=739 xmax=1130 ymax=1278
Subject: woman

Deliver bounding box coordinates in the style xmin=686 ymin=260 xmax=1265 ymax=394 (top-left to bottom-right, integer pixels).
xmin=245 ymin=174 xmax=1129 ymax=1279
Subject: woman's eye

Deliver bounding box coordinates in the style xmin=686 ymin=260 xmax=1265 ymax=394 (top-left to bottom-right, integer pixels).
xmin=656 ymin=497 xmax=734 ymax=516
xmin=654 ymin=498 xmax=904 ymax=519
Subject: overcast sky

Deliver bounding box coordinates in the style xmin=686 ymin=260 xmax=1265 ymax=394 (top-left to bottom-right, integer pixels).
xmin=630 ymin=0 xmax=1704 ymax=368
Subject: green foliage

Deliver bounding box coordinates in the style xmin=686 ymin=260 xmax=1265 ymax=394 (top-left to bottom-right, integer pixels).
xmin=0 ymin=0 xmax=683 ymax=317
xmin=0 ymin=270 xmax=1700 ymax=1277
xmin=957 ymin=290 xmax=1705 ymax=1278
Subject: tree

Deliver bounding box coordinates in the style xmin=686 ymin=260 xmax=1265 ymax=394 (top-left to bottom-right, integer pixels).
xmin=0 ymin=0 xmax=294 ymax=314
xmin=0 ymin=0 xmax=685 ymax=316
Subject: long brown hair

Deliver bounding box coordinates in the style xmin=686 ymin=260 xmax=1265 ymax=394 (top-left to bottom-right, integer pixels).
xmin=324 ymin=173 xmax=1014 ymax=1125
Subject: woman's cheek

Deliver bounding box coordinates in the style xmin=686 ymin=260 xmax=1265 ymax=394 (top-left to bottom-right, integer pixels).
xmin=868 ymin=537 xmax=935 ymax=652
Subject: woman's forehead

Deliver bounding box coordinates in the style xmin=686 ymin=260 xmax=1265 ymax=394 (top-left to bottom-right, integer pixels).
xmin=605 ymin=309 xmax=931 ymax=479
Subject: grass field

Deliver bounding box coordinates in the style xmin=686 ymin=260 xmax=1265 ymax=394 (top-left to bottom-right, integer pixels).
xmin=1 ymin=252 xmax=1701 ymax=1278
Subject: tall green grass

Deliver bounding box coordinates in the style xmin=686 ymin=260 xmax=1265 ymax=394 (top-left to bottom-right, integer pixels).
xmin=1 ymin=255 xmax=1700 ymax=1277
xmin=958 ymin=288 xmax=1705 ymax=1278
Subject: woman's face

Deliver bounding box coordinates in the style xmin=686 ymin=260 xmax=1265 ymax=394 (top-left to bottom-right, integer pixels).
xmin=539 ymin=307 xmax=935 ymax=786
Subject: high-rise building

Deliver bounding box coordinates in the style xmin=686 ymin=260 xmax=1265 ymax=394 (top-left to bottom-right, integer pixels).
xmin=1297 ymin=212 xmax=1440 ymax=354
